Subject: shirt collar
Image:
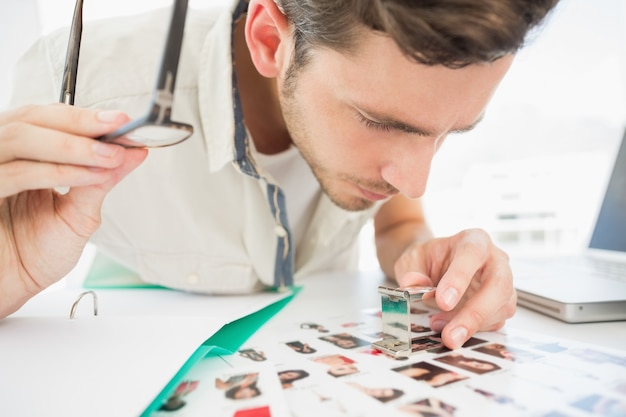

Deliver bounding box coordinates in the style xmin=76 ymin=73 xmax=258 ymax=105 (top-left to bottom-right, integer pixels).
xmin=197 ymin=0 xmax=248 ymax=173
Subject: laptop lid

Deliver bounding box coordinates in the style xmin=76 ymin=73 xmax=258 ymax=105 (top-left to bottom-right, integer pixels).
xmin=514 ymin=129 xmax=626 ymax=323
xmin=588 ymin=128 xmax=626 ymax=252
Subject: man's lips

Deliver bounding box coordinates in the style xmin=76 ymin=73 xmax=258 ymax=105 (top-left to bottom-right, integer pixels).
xmin=357 ymin=185 xmax=394 ymax=201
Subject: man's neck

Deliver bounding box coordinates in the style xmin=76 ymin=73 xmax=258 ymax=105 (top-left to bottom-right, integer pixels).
xmin=233 ymin=17 xmax=292 ymax=155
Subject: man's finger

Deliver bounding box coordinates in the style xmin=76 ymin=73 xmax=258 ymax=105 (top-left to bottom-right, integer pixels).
xmin=0 ymin=123 xmax=125 ymax=167
xmin=0 ymin=160 xmax=114 ymax=198
xmin=434 ymin=262 xmax=516 ymax=348
xmin=435 ymin=229 xmax=491 ymax=311
xmin=396 ymin=271 xmax=434 ymax=287
xmin=0 ymin=104 xmax=129 ymax=138
xmin=59 ymin=148 xmax=148 ymax=235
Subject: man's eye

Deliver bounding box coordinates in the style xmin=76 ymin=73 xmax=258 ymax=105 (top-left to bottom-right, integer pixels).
xmin=356 ymin=113 xmax=393 ymax=132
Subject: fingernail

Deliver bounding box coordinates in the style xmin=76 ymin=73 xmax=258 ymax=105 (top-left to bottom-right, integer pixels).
xmin=97 ymin=110 xmax=123 ymax=123
xmin=431 ymin=320 xmax=448 ymax=332
xmin=93 ymin=142 xmax=118 ymax=157
xmin=450 ymin=327 xmax=468 ymax=348
xmin=442 ymin=287 xmax=458 ymax=309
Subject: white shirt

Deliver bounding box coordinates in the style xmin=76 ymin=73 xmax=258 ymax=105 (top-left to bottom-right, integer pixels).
xmin=10 ymin=0 xmax=381 ymax=293
xmin=252 ymin=145 xmax=320 ymax=253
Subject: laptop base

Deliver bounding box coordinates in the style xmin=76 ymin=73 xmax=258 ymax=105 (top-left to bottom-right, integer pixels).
xmin=516 ymin=289 xmax=626 ymax=323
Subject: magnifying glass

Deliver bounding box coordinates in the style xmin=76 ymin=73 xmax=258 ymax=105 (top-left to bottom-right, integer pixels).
xmin=60 ymin=0 xmax=194 ymax=148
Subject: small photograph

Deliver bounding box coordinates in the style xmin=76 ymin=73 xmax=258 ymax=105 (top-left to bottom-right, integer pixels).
xmin=410 ymin=323 xmax=432 ymax=333
xmin=611 ymin=380 xmax=626 ymax=396
xmin=232 ymin=405 xmax=271 ymax=417
xmin=206 ymin=365 xmax=289 ymax=417
xmin=533 ymin=342 xmax=568 ymax=354
xmin=159 ymin=380 xmax=199 ymax=412
xmin=312 ymin=354 xmax=355 ymax=366
xmin=341 ymin=321 xmax=365 ymax=328
xmin=238 ymin=348 xmax=267 ymax=362
xmin=327 ymin=364 xmax=360 ymax=378
xmin=474 ymin=343 xmax=542 ymax=362
xmin=364 ymin=331 xmax=387 ymax=339
xmin=281 ymin=382 xmax=370 ymax=416
xmin=319 ymin=333 xmax=370 ymax=349
xmin=425 ymin=336 xmax=488 ymax=354
xmin=434 ymin=354 xmax=501 ymax=375
xmin=300 ymin=322 xmax=329 ymax=333
xmin=470 ymin=387 xmax=526 ymax=411
xmin=398 ymin=397 xmax=457 ymax=417
xmin=285 ymin=341 xmax=317 ymax=354
xmin=411 ymin=335 xmax=444 ymax=352
xmin=566 ymin=348 xmax=626 ymax=367
xmin=571 ymin=393 xmax=626 ymax=417
xmin=460 ymin=336 xmax=488 ymax=348
xmin=347 ymin=381 xmax=405 ymax=403
xmin=311 ymin=354 xmax=360 ymax=377
xmin=393 ymin=361 xmax=468 ymax=388
xmin=540 ymin=412 xmax=570 ymax=417
xmin=215 ymin=372 xmax=262 ymax=400
xmin=277 ymin=369 xmax=311 ymax=389
xmin=426 ymin=346 xmax=453 ymax=355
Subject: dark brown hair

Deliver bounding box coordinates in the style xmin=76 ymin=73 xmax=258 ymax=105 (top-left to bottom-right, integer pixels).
xmin=276 ymin=0 xmax=559 ymax=69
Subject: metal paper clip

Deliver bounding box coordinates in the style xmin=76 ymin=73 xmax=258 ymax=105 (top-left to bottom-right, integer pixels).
xmin=69 ymin=290 xmax=98 ymax=319
xmin=372 ymin=285 xmax=436 ymax=358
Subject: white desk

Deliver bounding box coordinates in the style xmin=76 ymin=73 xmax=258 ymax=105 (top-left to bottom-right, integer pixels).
xmin=174 ymin=270 xmax=626 ymax=417
xmin=4 ymin=269 xmax=625 ymax=417
xmin=509 ymin=305 xmax=626 ymax=350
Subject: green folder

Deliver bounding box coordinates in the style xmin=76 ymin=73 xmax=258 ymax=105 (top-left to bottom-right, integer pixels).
xmin=140 ymin=287 xmax=299 ymax=416
xmin=83 ymin=251 xmax=165 ymax=289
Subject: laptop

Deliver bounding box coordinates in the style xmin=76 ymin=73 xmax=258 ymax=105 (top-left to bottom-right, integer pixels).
xmin=512 ymin=129 xmax=626 ymax=323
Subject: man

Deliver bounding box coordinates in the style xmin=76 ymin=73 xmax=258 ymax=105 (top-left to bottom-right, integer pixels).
xmin=0 ymin=0 xmax=558 ymax=349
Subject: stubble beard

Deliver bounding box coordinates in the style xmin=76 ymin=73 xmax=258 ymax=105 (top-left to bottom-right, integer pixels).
xmin=280 ymin=91 xmax=374 ymax=212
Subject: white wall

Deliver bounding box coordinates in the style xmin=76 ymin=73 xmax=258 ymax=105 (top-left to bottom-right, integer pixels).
xmin=420 ymin=0 xmax=626 ymax=258
xmin=0 ymin=0 xmax=41 ymax=110
xmin=0 ymin=0 xmax=226 ymax=110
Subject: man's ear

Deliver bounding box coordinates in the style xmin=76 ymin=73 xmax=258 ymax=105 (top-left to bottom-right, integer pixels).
xmin=245 ymin=0 xmax=291 ymax=78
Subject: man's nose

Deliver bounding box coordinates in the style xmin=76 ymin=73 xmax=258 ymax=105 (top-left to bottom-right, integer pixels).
xmin=380 ymin=140 xmax=437 ymax=199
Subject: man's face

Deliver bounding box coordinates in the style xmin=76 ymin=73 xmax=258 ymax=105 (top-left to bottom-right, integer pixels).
xmin=277 ymin=30 xmax=513 ymax=211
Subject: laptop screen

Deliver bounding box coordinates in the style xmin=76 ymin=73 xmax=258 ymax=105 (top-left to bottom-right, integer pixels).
xmin=589 ymin=129 xmax=626 ymax=252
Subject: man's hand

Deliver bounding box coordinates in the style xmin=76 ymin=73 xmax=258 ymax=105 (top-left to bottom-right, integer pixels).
xmin=394 ymin=228 xmax=517 ymax=349
xmin=0 ymin=104 xmax=148 ymax=318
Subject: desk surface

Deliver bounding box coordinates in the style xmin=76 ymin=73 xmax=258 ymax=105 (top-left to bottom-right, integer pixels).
xmin=164 ymin=270 xmax=626 ymax=417
xmin=5 ymin=269 xmax=624 ymax=417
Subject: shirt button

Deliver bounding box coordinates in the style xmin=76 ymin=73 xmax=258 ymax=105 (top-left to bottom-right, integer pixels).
xmin=274 ymin=225 xmax=288 ymax=238
xmin=186 ymin=273 xmax=199 ymax=285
